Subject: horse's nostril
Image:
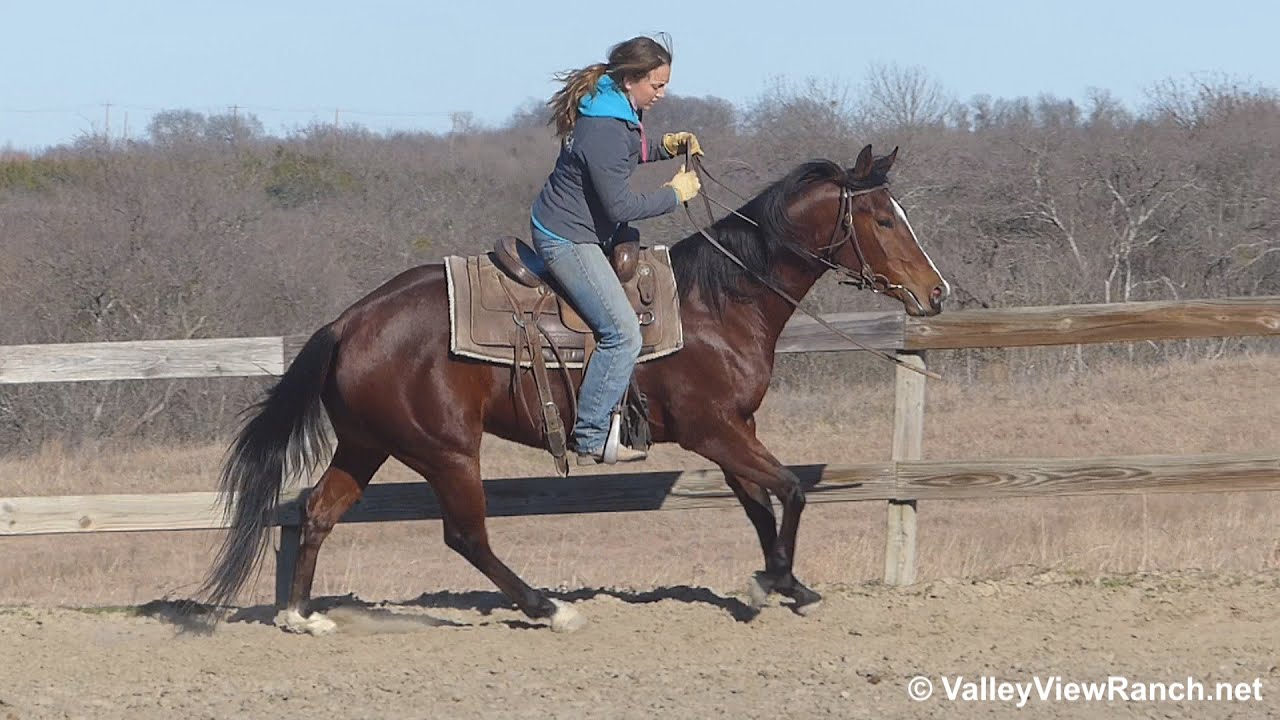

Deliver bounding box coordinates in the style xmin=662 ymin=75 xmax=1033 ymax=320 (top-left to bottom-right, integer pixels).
xmin=928 ymin=285 xmax=946 ymax=311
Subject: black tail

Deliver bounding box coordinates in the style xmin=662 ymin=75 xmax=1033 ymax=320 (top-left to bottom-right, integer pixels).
xmin=199 ymin=325 xmax=338 ymax=611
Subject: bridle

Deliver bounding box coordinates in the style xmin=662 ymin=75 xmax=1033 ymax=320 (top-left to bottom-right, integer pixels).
xmin=688 ymin=155 xmax=921 ymax=297
xmin=784 ymin=181 xmax=900 ymax=296
xmin=682 ymin=153 xmax=939 ymax=379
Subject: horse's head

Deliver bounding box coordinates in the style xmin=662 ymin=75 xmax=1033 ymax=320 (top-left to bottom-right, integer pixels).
xmin=673 ymin=149 xmax=949 ymax=319
xmin=822 ymin=145 xmax=949 ymax=316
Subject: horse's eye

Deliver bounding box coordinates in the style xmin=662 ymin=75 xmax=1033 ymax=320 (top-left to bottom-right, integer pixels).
xmin=876 ymin=218 xmax=894 ymax=229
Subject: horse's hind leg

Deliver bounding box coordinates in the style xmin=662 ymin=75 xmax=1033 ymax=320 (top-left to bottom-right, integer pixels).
xmin=277 ymin=442 xmax=387 ymax=635
xmin=724 ymin=473 xmax=822 ymax=614
xmin=401 ymin=450 xmax=586 ymax=632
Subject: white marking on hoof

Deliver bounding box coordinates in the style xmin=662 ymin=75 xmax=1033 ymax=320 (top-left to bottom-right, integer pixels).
xmin=794 ymin=599 xmax=823 ymax=617
xmin=549 ymin=599 xmax=587 ymax=633
xmin=275 ymin=608 xmax=338 ymax=636
xmin=747 ymin=574 xmax=771 ymax=609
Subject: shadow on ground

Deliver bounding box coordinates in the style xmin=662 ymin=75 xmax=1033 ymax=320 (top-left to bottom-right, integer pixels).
xmin=133 ymin=583 xmax=768 ymax=634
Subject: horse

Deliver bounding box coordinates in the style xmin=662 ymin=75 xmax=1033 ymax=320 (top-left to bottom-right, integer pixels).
xmin=199 ymin=144 xmax=949 ymax=634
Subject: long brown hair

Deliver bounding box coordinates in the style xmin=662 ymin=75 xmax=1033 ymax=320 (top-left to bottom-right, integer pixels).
xmin=547 ymin=34 xmax=673 ymax=138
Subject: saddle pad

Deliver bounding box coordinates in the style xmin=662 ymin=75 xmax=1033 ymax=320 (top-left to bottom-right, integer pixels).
xmin=444 ymin=245 xmax=684 ymax=369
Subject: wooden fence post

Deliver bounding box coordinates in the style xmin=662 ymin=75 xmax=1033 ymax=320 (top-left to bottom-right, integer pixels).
xmin=884 ymin=351 xmax=926 ymax=586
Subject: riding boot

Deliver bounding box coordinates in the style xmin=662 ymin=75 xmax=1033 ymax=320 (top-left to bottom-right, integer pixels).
xmin=576 ymin=445 xmax=647 ymax=466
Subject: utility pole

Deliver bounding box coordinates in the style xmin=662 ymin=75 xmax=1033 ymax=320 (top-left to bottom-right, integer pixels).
xmin=103 ymin=102 xmax=112 ymax=139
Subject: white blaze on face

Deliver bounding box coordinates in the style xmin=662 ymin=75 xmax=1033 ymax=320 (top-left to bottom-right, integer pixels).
xmin=891 ymin=197 xmax=950 ymax=298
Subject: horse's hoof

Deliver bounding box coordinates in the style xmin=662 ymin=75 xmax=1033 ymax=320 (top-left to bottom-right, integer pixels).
xmin=793 ymin=599 xmax=823 ymax=617
xmin=549 ymin=599 xmax=587 ymax=633
xmin=747 ymin=572 xmax=774 ymax=609
xmin=275 ymin=608 xmax=338 ymax=636
xmin=786 ymin=584 xmax=823 ymax=615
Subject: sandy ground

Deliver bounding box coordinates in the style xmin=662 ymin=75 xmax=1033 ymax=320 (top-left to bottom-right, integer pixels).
xmin=1 ymin=570 xmax=1277 ymax=719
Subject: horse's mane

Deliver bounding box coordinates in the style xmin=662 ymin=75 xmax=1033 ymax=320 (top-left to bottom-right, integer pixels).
xmin=669 ymin=159 xmax=889 ymax=313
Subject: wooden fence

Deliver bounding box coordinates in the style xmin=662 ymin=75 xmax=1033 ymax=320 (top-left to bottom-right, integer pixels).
xmin=2 ymin=296 xmax=1279 ymax=604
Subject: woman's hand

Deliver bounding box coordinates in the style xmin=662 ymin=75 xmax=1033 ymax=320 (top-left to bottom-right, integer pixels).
xmin=664 ymin=163 xmax=701 ymax=203
xmin=662 ymin=132 xmax=703 ymax=158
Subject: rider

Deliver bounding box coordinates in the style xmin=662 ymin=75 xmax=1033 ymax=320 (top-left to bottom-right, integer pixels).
xmin=528 ymin=33 xmax=702 ymax=465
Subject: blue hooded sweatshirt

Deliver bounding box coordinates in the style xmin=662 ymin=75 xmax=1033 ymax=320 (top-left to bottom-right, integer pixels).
xmin=530 ymin=75 xmax=678 ymax=248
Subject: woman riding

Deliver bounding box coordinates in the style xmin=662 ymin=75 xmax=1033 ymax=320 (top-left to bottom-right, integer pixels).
xmin=529 ymin=34 xmax=702 ymax=465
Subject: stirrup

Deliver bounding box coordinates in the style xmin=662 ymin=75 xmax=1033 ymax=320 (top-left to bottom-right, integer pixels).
xmin=578 ymin=409 xmax=646 ymax=466
xmin=602 ymin=410 xmax=623 ymax=464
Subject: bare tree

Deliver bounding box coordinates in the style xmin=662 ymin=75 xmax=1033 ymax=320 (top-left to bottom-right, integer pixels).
xmin=1145 ymin=72 xmax=1278 ymax=131
xmin=504 ymin=98 xmax=550 ymax=130
xmin=205 ymin=110 xmax=264 ymax=146
xmin=645 ymin=94 xmax=738 ymax=134
xmin=147 ymin=109 xmax=207 ymax=146
xmin=858 ymin=63 xmax=955 ymax=130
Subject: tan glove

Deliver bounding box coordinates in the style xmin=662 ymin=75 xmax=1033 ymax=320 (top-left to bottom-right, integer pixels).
xmin=662 ymin=131 xmax=703 ymax=158
xmin=664 ymin=164 xmax=701 ymax=203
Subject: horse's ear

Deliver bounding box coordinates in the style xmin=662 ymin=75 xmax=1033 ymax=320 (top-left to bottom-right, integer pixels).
xmin=851 ymin=144 xmax=874 ymax=180
xmin=872 ymin=146 xmax=899 ymax=176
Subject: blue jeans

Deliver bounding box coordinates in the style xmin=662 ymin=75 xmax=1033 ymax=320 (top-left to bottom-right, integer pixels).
xmin=530 ymin=223 xmax=642 ymax=454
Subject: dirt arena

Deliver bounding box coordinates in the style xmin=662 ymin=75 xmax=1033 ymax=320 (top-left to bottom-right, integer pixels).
xmin=2 ymin=353 xmax=1278 ymax=718
xmin=1 ymin=570 xmax=1276 ymax=719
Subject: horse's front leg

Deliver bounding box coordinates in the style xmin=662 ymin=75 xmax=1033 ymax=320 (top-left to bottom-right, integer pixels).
xmin=686 ymin=421 xmax=822 ymax=615
xmin=722 ymin=471 xmax=823 ymax=614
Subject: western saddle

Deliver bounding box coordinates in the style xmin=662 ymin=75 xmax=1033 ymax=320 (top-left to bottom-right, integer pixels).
xmin=442 ymin=235 xmax=683 ymax=474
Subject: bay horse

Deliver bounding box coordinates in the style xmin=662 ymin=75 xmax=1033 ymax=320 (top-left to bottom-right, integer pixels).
xmin=199 ymin=144 xmax=949 ymax=634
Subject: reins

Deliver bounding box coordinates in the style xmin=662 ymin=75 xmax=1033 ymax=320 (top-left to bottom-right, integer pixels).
xmin=680 ymin=152 xmax=941 ymax=380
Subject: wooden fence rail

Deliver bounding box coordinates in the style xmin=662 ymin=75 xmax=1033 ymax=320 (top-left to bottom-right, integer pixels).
xmin=4 ymin=296 xmax=1278 ymax=384
xmin=2 ymin=296 xmax=1278 ymax=602
xmin=6 ymin=452 xmax=1276 ymax=536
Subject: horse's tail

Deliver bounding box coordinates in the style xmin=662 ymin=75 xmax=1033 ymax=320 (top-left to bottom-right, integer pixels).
xmin=199 ymin=324 xmax=338 ymax=611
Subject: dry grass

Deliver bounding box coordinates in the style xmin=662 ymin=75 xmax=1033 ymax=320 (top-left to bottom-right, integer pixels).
xmin=2 ymin=352 xmax=1278 ymax=607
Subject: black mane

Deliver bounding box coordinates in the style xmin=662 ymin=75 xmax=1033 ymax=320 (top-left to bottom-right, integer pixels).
xmin=669 ymin=159 xmax=888 ymax=312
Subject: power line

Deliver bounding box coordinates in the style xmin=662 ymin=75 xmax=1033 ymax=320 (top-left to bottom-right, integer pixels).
xmin=0 ymin=103 xmax=459 ymax=119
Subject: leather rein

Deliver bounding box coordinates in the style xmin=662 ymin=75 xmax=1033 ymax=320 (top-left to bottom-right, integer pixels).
xmin=681 ymin=152 xmax=940 ymax=380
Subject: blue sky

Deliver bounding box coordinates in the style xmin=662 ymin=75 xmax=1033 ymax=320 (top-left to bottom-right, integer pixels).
xmin=2 ymin=0 xmax=1275 ymax=151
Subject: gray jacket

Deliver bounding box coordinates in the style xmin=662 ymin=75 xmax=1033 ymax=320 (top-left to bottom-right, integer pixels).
xmin=531 ymin=84 xmax=678 ymax=246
